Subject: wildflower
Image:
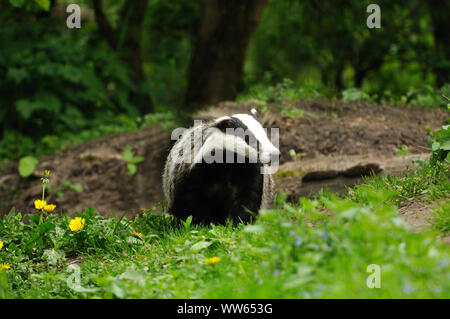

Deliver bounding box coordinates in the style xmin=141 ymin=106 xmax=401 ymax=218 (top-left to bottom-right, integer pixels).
xmin=204 ymin=257 xmax=221 ymax=265
xmin=140 ymin=208 xmax=146 ymax=213
xmin=44 ymin=169 xmax=50 ymax=177
xmin=294 ymin=235 xmax=302 ymax=247
xmin=44 ymin=204 xmax=56 ymax=213
xmin=438 ymin=259 xmax=449 ymax=267
xmin=0 ymin=240 xmax=3 ymax=251
xmin=34 ymin=199 xmax=47 ymax=210
xmin=0 ymin=263 xmax=10 ymax=271
xmin=133 ymin=232 xmax=145 ymax=239
xmin=69 ymin=217 xmax=86 ymax=232
xmin=402 ymin=283 xmax=413 ymax=294
xmin=320 ymin=231 xmax=329 ymax=240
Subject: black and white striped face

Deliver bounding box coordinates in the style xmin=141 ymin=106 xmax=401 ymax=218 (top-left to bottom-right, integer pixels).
xmin=203 ymin=109 xmax=279 ymax=164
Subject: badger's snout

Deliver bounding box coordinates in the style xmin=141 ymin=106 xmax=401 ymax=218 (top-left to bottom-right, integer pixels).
xmin=259 ymin=147 xmax=280 ymax=164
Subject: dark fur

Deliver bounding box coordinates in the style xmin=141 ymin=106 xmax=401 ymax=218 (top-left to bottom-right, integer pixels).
xmin=171 ymin=150 xmax=264 ymax=224
xmin=163 ymin=112 xmax=274 ymax=225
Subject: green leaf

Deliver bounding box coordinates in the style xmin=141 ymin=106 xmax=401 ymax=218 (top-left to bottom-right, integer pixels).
xmin=18 ymin=156 xmax=38 ymax=177
xmin=9 ymin=0 xmax=26 ymax=8
xmin=244 ymin=225 xmax=265 ymax=233
xmin=181 ymin=216 xmax=193 ymax=230
xmin=432 ymin=142 xmax=441 ymax=151
xmin=130 ymin=156 xmax=144 ymax=164
xmin=28 ymin=214 xmax=40 ymax=226
xmin=36 ymin=222 xmax=55 ymax=234
xmin=191 ymin=241 xmax=212 ymax=252
xmin=440 ymin=140 xmax=450 ymax=151
xmin=108 ymin=282 xmax=126 ymax=298
xmin=127 ymin=163 xmax=137 ymax=176
xmin=121 ymin=145 xmax=134 ymax=162
xmin=72 ymin=183 xmax=83 ymax=193
xmin=35 ymin=0 xmax=50 ymax=10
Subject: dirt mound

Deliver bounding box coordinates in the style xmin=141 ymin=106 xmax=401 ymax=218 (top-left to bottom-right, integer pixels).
xmin=199 ymin=100 xmax=447 ymax=163
xmin=275 ymin=153 xmax=430 ymax=200
xmin=0 ymin=99 xmax=447 ymax=216
xmin=0 ymin=127 xmax=171 ymax=216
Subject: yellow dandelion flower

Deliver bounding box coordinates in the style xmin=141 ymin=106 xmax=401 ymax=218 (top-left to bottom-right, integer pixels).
xmin=34 ymin=199 xmax=47 ymax=210
xmin=0 ymin=240 xmax=3 ymax=251
xmin=43 ymin=204 xmax=56 ymax=213
xmin=133 ymin=232 xmax=144 ymax=239
xmin=69 ymin=217 xmax=86 ymax=232
xmin=44 ymin=169 xmax=50 ymax=177
xmin=0 ymin=263 xmax=10 ymax=271
xmin=205 ymin=257 xmax=221 ymax=265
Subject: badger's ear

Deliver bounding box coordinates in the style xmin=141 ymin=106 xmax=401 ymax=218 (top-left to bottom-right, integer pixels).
xmin=249 ymin=108 xmax=259 ymax=122
xmin=213 ymin=116 xmax=232 ymax=130
xmin=213 ymin=116 xmax=245 ymax=131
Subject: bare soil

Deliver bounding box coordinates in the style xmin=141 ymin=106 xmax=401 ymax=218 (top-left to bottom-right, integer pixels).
xmin=0 ymin=99 xmax=447 ymax=221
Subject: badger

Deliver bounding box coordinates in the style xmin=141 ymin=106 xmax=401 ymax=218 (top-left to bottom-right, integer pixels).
xmin=162 ymin=109 xmax=279 ymax=224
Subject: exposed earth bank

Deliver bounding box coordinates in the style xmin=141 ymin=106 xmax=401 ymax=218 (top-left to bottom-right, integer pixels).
xmin=0 ymin=99 xmax=447 ymax=222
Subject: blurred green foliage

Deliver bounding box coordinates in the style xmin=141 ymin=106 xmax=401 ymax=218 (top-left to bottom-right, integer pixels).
xmin=0 ymin=4 xmax=138 ymax=160
xmin=0 ymin=0 xmax=449 ymax=162
xmin=245 ymin=0 xmax=447 ymax=97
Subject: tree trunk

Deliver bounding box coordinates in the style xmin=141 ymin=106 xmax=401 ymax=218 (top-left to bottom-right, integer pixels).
xmin=118 ymin=0 xmax=153 ymax=114
xmin=335 ymin=64 xmax=344 ymax=91
xmin=92 ymin=0 xmax=154 ymax=114
xmin=427 ymin=0 xmax=450 ymax=87
xmin=184 ymin=0 xmax=268 ymax=110
xmin=354 ymin=68 xmax=365 ymax=88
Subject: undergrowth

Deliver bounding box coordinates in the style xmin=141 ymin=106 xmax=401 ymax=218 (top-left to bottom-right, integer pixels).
xmin=0 ymin=158 xmax=449 ymax=299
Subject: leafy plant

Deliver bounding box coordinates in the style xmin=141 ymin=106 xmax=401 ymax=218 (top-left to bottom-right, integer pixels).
xmin=0 ymin=159 xmax=449 ymax=298
xmin=342 ymin=88 xmax=373 ymax=103
xmin=18 ymin=156 xmax=38 ymax=178
xmin=395 ymin=144 xmax=409 ymax=156
xmin=53 ymin=180 xmax=84 ymax=198
xmin=120 ymin=145 xmax=145 ymax=176
xmin=288 ymin=149 xmax=302 ymax=161
xmin=430 ymin=125 xmax=450 ymax=165
xmin=431 ymin=202 xmax=450 ymax=235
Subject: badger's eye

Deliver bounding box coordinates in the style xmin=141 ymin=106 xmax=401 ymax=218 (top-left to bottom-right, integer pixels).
xmin=245 ymin=135 xmax=250 ymax=144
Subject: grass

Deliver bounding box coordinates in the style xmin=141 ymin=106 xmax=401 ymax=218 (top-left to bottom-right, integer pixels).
xmin=0 ymin=92 xmax=449 ymax=299
xmin=0 ymin=159 xmax=449 ymax=299
xmin=431 ymin=202 xmax=450 ymax=235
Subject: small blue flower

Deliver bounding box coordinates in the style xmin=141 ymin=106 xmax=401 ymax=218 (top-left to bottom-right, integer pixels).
xmin=290 ymin=230 xmax=296 ymax=236
xmin=313 ymin=244 xmax=320 ymax=250
xmin=295 ymin=235 xmax=302 ymax=247
xmin=273 ymin=269 xmax=280 ymax=277
xmin=402 ymin=283 xmax=413 ymax=294
xmin=438 ymin=259 xmax=449 ymax=267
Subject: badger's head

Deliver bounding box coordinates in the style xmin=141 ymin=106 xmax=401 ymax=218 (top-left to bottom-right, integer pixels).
xmin=196 ymin=109 xmax=279 ymax=165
